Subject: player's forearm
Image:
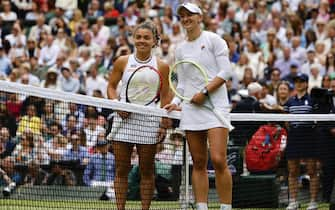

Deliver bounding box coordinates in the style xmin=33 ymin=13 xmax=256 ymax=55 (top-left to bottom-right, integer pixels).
xmin=107 ymin=84 xmax=118 ymax=100
xmin=205 ymin=77 xmax=225 ymax=94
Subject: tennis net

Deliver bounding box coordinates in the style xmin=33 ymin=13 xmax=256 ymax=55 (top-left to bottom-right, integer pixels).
xmin=0 ymin=80 xmax=334 ymax=210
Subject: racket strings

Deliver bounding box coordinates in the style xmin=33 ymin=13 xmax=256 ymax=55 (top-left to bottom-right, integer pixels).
xmin=126 ymin=66 xmax=162 ymax=105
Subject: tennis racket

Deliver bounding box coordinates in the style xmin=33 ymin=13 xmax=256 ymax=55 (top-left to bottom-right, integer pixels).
xmin=169 ymin=60 xmax=234 ymax=131
xmin=107 ymin=65 xmax=163 ymax=140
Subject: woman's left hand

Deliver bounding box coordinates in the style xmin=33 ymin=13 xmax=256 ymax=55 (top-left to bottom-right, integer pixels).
xmin=191 ymin=92 xmax=206 ymax=105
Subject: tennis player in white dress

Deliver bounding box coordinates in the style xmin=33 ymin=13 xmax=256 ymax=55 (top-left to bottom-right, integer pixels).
xmin=164 ymin=3 xmax=233 ymax=210
xmin=107 ymin=21 xmax=170 ymax=210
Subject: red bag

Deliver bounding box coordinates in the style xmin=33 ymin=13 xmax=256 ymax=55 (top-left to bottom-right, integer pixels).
xmin=245 ymin=124 xmax=287 ymax=173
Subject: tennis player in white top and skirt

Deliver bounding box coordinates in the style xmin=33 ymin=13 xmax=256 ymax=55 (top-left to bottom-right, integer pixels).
xmin=165 ymin=3 xmax=233 ymax=210
xmin=107 ymin=21 xmax=170 ymax=210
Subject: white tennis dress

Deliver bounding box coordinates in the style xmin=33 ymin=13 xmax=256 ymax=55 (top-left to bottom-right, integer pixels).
xmin=107 ymin=54 xmax=161 ymax=144
xmin=175 ymin=31 xmax=233 ymax=131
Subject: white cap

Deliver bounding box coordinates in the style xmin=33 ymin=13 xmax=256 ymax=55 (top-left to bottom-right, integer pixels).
xmin=247 ymin=82 xmax=263 ymax=95
xmin=177 ymin=2 xmax=202 ymax=15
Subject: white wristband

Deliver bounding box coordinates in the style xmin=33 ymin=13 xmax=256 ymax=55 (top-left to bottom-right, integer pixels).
xmin=171 ymin=97 xmax=181 ymax=105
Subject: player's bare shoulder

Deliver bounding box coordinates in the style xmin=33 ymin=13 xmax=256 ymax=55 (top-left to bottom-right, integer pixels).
xmin=113 ymin=55 xmax=129 ymax=72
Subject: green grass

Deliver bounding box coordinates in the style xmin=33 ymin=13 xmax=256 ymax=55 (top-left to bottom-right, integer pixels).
xmin=0 ymin=200 xmax=330 ymax=210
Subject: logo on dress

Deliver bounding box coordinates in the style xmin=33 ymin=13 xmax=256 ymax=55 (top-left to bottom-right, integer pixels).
xmin=201 ymin=45 xmax=205 ymax=50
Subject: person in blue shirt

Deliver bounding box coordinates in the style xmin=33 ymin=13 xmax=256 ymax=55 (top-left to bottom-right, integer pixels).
xmin=284 ymin=73 xmax=319 ymax=210
xmin=63 ymin=132 xmax=89 ymax=165
xmin=83 ymin=140 xmax=115 ymax=199
xmin=0 ymin=46 xmax=11 ymax=76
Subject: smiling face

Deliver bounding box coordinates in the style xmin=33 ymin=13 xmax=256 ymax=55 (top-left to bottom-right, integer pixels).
xmin=133 ymin=28 xmax=156 ymax=54
xmin=178 ymin=8 xmax=202 ymax=32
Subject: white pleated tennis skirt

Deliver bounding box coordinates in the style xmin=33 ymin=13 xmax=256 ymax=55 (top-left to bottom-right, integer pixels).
xmin=107 ymin=113 xmax=160 ymax=144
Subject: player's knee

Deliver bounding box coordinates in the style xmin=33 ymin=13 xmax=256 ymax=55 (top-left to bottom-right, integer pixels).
xmin=192 ymin=158 xmax=207 ymax=171
xmin=211 ymin=155 xmax=228 ymax=172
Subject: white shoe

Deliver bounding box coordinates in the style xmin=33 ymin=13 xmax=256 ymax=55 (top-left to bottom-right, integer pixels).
xmin=8 ymin=182 xmax=16 ymax=191
xmin=307 ymin=201 xmax=318 ymax=210
xmin=286 ymin=201 xmax=299 ymax=210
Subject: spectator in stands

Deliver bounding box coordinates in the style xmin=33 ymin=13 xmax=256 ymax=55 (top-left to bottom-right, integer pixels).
xmin=12 ymin=131 xmax=35 ymax=164
xmin=78 ymin=31 xmax=101 ymax=59
xmin=274 ymin=46 xmax=294 ymax=77
xmin=274 ymin=81 xmax=292 ymax=112
xmin=1 ymin=156 xmax=21 ymax=184
xmin=267 ymin=68 xmax=281 ymax=97
xmin=83 ymin=113 xmax=105 ymax=148
xmin=85 ymin=63 xmax=108 ymax=97
xmin=0 ymin=127 xmax=16 ymax=159
xmin=40 ymin=68 xmax=60 ymax=90
xmin=38 ymin=34 xmax=61 ymax=67
xmin=4 ymin=93 xmax=22 ymax=122
xmin=62 ymin=103 xmax=85 ymax=130
xmin=46 ymin=160 xmax=76 ymax=186
xmin=103 ymin=1 xmax=120 ymax=19
xmin=45 ymin=134 xmax=67 ymax=161
xmin=59 ymin=66 xmax=80 ymax=93
xmin=25 ymin=39 xmax=40 ymax=59
xmin=308 ymin=63 xmax=323 ymax=92
xmin=0 ymin=165 xmax=16 ymax=197
xmin=284 ymin=73 xmax=319 ymax=210
xmin=86 ymin=0 xmax=103 ymax=18
xmin=0 ymin=102 xmax=17 ymax=137
xmin=17 ymin=104 xmax=41 ymax=135
xmin=62 ymin=115 xmax=78 ymax=139
xmin=24 ymin=1 xmax=39 ymax=21
xmin=283 ymin=61 xmax=300 ymax=88
xmin=28 ymin=14 xmax=52 ymax=42
xmin=78 ymin=47 xmax=96 ymax=74
xmin=0 ymin=1 xmax=18 ymax=21
xmin=63 ymin=132 xmax=89 ymax=165
xmin=17 ymin=62 xmax=40 ymax=86
xmin=0 ymin=46 xmax=12 ymax=76
xmin=5 ymin=23 xmax=26 ymax=49
xmin=83 ymin=140 xmax=115 ymax=200
xmin=22 ymin=160 xmax=48 ymax=186
xmin=41 ymin=101 xmax=57 ymax=135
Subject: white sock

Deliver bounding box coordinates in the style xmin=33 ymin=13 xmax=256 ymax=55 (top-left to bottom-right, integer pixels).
xmin=196 ymin=202 xmax=208 ymax=210
xmin=220 ymin=204 xmax=232 ymax=210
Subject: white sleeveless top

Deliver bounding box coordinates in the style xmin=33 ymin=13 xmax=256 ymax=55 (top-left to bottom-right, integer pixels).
xmin=107 ymin=54 xmax=161 ymax=144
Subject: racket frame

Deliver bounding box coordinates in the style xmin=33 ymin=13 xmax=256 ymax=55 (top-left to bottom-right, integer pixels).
xmin=126 ymin=65 xmax=163 ymax=105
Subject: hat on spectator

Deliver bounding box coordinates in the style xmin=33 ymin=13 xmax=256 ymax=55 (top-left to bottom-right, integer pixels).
xmin=290 ymin=60 xmax=300 ymax=68
xmin=307 ymin=45 xmax=315 ymax=53
xmin=148 ymin=9 xmax=158 ymax=18
xmin=316 ymin=17 xmax=326 ymax=25
xmin=267 ymin=28 xmax=276 ymax=35
xmin=247 ymin=82 xmax=262 ymax=95
xmin=293 ymin=73 xmax=309 ymax=82
xmin=47 ymin=68 xmax=58 ymax=75
xmin=310 ymin=63 xmax=321 ymax=71
xmin=177 ymin=2 xmax=202 ymax=15
xmin=96 ymin=140 xmax=108 ymax=146
xmin=61 ymin=66 xmax=70 ymax=73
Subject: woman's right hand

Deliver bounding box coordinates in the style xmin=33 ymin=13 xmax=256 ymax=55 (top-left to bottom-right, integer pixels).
xmin=117 ymin=111 xmax=130 ymax=119
xmin=163 ymin=103 xmax=181 ymax=112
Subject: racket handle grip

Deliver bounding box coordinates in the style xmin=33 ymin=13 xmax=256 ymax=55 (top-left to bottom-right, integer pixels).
xmin=171 ymin=97 xmax=182 ymax=105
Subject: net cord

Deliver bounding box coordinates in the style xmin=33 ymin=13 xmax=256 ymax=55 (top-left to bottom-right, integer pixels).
xmin=0 ymin=81 xmax=334 ymax=121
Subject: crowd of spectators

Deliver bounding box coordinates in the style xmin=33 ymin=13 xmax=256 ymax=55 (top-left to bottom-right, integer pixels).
xmin=0 ymin=0 xmax=334 ymax=205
